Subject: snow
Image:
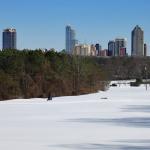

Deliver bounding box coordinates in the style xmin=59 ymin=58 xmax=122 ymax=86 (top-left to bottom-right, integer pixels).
xmin=0 ymin=82 xmax=150 ymax=150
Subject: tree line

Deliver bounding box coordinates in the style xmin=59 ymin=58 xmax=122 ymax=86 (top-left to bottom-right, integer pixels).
xmin=0 ymin=49 xmax=107 ymax=100
xmin=97 ymin=56 xmax=150 ymax=80
xmin=1 ymin=49 xmax=149 ymax=101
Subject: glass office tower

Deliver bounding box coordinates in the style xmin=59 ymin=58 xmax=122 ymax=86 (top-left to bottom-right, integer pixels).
xmin=3 ymin=28 xmax=17 ymax=50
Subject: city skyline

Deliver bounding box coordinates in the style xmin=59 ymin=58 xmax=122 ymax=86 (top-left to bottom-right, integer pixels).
xmin=0 ymin=0 xmax=150 ymax=55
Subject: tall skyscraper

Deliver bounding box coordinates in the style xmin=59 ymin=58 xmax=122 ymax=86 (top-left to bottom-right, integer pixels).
xmin=115 ymin=38 xmax=126 ymax=56
xmin=66 ymin=25 xmax=77 ymax=54
xmin=108 ymin=40 xmax=115 ymax=56
xmin=131 ymin=25 xmax=144 ymax=56
xmin=3 ymin=28 xmax=17 ymax=50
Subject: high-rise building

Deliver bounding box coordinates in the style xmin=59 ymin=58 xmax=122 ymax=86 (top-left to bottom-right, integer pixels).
xmin=115 ymin=38 xmax=126 ymax=56
xmin=90 ymin=44 xmax=96 ymax=56
xmin=120 ymin=47 xmax=127 ymax=57
xmin=131 ymin=25 xmax=144 ymax=56
xmin=100 ymin=49 xmax=108 ymax=57
xmin=66 ymin=25 xmax=77 ymax=54
xmin=144 ymin=43 xmax=147 ymax=57
xmin=108 ymin=40 xmax=115 ymax=56
xmin=95 ymin=43 xmax=102 ymax=56
xmin=3 ymin=28 xmax=17 ymax=50
xmin=73 ymin=44 xmax=90 ymax=56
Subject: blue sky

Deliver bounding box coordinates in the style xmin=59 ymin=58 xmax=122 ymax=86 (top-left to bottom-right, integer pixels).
xmin=0 ymin=0 xmax=150 ymax=54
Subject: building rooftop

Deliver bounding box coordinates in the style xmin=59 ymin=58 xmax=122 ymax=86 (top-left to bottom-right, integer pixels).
xmin=3 ymin=28 xmax=16 ymax=32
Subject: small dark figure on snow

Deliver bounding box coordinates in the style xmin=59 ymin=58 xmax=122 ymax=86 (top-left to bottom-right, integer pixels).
xmin=47 ymin=92 xmax=52 ymax=101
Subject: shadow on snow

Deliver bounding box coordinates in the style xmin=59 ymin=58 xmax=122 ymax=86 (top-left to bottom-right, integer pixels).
xmin=65 ymin=117 xmax=150 ymax=128
xmin=122 ymin=105 xmax=150 ymax=113
xmin=48 ymin=140 xmax=150 ymax=150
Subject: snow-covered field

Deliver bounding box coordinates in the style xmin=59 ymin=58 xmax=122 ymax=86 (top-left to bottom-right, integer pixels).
xmin=0 ymin=82 xmax=150 ymax=150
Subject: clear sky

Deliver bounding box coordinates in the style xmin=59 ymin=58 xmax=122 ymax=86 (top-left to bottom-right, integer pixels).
xmin=0 ymin=0 xmax=150 ymax=55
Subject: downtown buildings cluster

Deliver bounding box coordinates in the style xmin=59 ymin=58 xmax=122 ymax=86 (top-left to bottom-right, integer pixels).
xmin=66 ymin=25 xmax=147 ymax=57
xmin=0 ymin=25 xmax=148 ymax=58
